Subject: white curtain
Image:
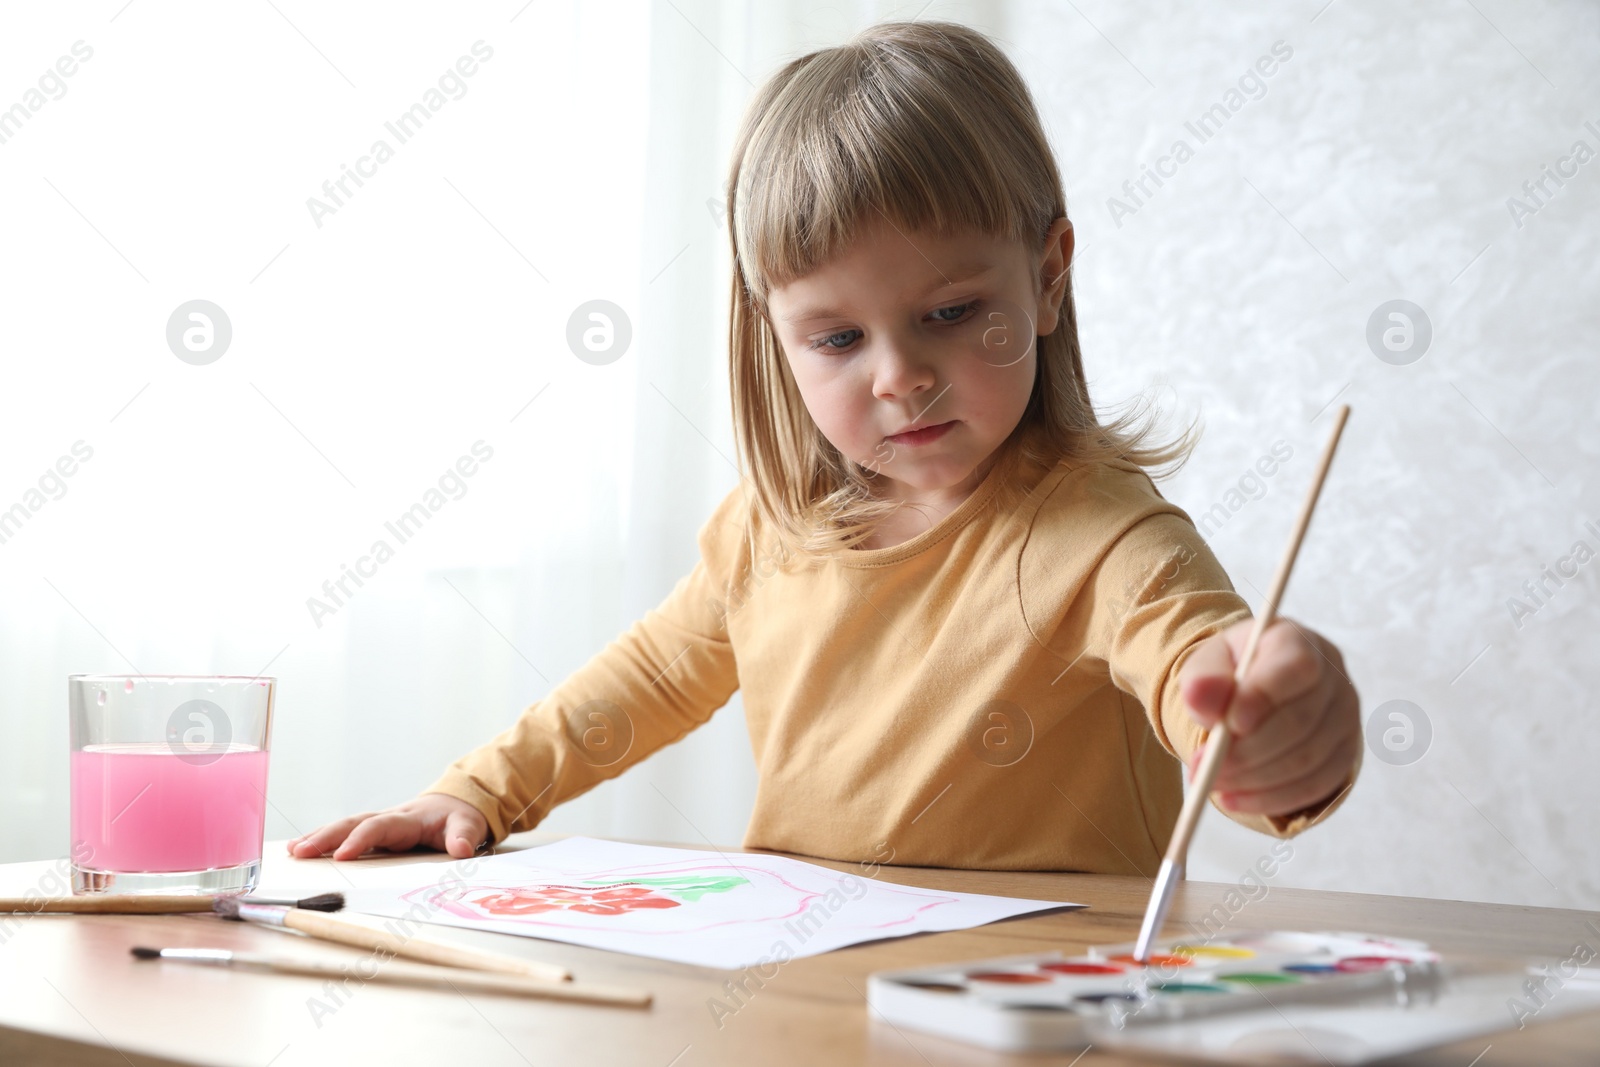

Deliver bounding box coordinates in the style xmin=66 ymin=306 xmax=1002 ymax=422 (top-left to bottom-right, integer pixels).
xmin=543 ymin=0 xmax=1009 ymax=847
xmin=0 ymin=0 xmax=1005 ymax=864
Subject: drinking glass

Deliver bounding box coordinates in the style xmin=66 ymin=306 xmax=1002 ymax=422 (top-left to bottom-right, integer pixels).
xmin=68 ymin=675 xmax=275 ymax=895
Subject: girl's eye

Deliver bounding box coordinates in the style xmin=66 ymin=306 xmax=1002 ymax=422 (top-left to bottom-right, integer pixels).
xmin=928 ymin=300 xmax=981 ymax=324
xmin=809 ymin=329 xmax=861 ymax=352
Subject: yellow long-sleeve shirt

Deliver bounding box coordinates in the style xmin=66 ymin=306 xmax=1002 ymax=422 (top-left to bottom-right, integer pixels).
xmin=426 ymin=436 xmax=1355 ymax=874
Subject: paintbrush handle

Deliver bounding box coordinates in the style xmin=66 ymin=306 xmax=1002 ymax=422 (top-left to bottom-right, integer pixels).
xmin=1166 ymin=724 xmax=1234 ymax=861
xmin=1133 ymin=406 xmax=1350 ymax=962
xmin=1168 ymin=403 xmax=1351 ymax=864
xmin=233 ymin=952 xmax=649 ymax=1007
xmin=0 ymin=895 xmax=217 ymax=914
xmin=281 ymin=909 xmax=571 ymax=983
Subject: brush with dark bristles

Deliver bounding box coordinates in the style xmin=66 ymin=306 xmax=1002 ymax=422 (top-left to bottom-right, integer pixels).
xmin=240 ymin=892 xmax=344 ymax=912
xmin=0 ymin=891 xmax=344 ymax=914
xmin=129 ymin=946 xmax=648 ymax=1007
xmin=213 ymin=897 xmax=571 ymax=982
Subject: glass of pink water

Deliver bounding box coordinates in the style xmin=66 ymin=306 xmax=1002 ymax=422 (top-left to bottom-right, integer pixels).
xmin=69 ymin=675 xmax=274 ymax=895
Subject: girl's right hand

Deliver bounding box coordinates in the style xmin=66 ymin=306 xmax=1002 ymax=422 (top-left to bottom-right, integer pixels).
xmin=286 ymin=793 xmax=490 ymax=861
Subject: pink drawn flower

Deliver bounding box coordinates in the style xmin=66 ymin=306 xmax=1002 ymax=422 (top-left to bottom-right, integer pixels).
xmin=467 ymin=883 xmax=683 ymax=917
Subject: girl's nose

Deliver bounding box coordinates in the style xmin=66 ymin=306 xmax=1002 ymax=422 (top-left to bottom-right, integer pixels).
xmin=870 ymin=339 xmax=937 ymax=401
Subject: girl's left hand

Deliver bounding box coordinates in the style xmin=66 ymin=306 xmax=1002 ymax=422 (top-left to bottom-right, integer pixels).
xmin=1176 ymin=617 xmax=1361 ymax=818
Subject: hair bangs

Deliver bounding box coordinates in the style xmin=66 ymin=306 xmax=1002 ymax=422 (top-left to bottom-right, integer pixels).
xmin=734 ymin=30 xmax=1050 ymax=308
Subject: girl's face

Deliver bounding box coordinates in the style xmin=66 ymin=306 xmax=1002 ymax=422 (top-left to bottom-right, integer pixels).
xmin=767 ymin=216 xmax=1073 ymax=505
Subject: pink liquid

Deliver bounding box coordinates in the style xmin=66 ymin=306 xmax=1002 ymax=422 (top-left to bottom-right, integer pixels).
xmin=71 ymin=744 xmax=269 ymax=872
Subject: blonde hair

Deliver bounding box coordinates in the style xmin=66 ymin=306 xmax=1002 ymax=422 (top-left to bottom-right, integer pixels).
xmin=725 ymin=20 xmax=1196 ymax=557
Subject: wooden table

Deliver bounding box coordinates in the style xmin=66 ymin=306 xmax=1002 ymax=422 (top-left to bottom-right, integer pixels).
xmin=1 ymin=834 xmax=1597 ymax=1065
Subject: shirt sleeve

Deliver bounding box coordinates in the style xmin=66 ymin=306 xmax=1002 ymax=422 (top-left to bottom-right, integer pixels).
xmin=422 ymin=488 xmax=749 ymax=846
xmin=1083 ymin=506 xmax=1357 ymax=839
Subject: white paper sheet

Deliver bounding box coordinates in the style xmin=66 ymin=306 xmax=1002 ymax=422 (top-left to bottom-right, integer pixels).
xmin=314 ymin=837 xmax=1080 ymax=970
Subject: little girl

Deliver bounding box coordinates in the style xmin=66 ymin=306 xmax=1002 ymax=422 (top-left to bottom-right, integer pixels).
xmin=292 ymin=20 xmax=1361 ymax=875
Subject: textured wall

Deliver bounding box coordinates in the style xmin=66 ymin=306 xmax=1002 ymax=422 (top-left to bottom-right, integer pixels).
xmin=1003 ymin=0 xmax=1600 ymax=908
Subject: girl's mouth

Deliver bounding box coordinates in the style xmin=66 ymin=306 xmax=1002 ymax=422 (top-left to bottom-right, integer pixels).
xmin=886 ymin=420 xmax=957 ymax=446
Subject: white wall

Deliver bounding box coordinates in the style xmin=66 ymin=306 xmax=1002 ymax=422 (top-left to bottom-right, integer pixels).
xmin=1003 ymin=0 xmax=1599 ymax=908
xmin=2 ymin=1 xmax=1595 ymax=912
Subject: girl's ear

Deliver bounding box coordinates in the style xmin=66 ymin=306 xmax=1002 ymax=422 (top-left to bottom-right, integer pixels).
xmin=1035 ymin=216 xmax=1074 ymax=336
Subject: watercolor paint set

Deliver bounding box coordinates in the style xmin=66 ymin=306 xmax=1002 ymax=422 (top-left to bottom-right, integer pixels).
xmin=867 ymin=929 xmax=1600 ymax=1063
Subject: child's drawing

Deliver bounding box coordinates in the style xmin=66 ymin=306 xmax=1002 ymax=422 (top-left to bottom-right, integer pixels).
xmin=335 ymin=837 xmax=1079 ymax=969
xmin=446 ymin=873 xmax=749 ymax=917
xmin=413 ymin=864 xmax=773 ymax=930
xmin=404 ymin=854 xmax=963 ymax=937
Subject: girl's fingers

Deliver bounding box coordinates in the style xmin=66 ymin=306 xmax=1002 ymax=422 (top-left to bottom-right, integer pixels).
xmin=286 ymin=800 xmax=477 ymax=861
xmin=1181 ymin=620 xmax=1328 ymax=737
xmin=1218 ymin=728 xmax=1361 ymax=816
xmin=287 ymin=813 xmax=380 ymax=858
xmin=1178 ymin=633 xmax=1237 ymax=728
xmin=332 ymin=812 xmax=425 ymax=861
xmin=1215 ymin=671 xmax=1341 ymax=791
xmin=1226 ymin=621 xmax=1328 ymax=735
xmin=442 ymin=808 xmax=488 ymax=858
xmin=1182 ymin=617 xmax=1352 ymax=816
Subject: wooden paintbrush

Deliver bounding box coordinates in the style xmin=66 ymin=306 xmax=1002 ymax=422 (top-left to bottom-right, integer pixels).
xmin=213 ymin=897 xmax=572 ymax=983
xmin=130 ymin=947 xmax=650 ymax=1007
xmin=1132 ymin=404 xmax=1351 ymax=962
xmin=0 ymin=892 xmax=345 ymax=914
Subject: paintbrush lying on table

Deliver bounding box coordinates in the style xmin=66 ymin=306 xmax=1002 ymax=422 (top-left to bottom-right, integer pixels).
xmin=213 ymin=897 xmax=572 ymax=983
xmin=0 ymin=892 xmax=345 ymax=914
xmin=130 ymin=947 xmax=651 ymax=1008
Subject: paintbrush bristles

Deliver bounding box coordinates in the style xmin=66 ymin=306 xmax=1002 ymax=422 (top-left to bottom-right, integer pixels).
xmin=130 ymin=946 xmax=163 ymax=959
xmin=241 ymin=892 xmax=345 ymax=912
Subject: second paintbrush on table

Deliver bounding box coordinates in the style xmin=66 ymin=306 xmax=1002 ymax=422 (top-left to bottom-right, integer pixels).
xmin=214 ymin=897 xmax=572 ymax=983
